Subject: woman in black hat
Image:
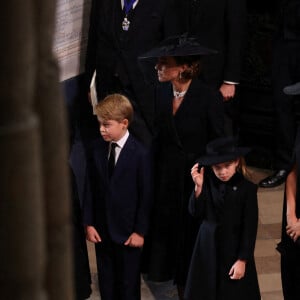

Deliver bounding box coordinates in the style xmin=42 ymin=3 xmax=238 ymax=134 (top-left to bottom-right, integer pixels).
xmin=184 ymin=136 xmax=260 ymax=300
xmin=140 ymin=35 xmax=225 ymax=298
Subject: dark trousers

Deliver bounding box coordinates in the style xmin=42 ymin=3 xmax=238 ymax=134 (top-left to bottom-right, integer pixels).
xmin=281 ymin=243 xmax=300 ymax=300
xmin=95 ymin=239 xmax=142 ymax=300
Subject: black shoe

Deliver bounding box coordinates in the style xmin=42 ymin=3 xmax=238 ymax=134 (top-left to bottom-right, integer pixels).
xmin=259 ymin=170 xmax=288 ymax=188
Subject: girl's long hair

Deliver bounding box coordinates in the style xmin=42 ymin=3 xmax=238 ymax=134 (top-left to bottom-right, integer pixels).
xmin=238 ymin=157 xmax=252 ymax=180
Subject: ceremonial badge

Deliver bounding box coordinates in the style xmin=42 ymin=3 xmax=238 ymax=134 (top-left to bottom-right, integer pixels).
xmin=122 ymin=17 xmax=130 ymax=31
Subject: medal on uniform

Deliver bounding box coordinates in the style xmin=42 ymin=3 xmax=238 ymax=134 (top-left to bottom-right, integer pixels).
xmin=122 ymin=0 xmax=136 ymax=31
xmin=122 ymin=17 xmax=130 ymax=31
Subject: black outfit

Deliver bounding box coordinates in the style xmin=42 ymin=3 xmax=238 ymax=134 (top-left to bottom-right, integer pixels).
xmin=277 ymin=132 xmax=300 ymax=300
xmin=83 ymin=134 xmax=153 ymax=300
xmin=179 ymin=0 xmax=247 ymax=135
xmin=185 ymin=171 xmax=260 ymax=300
xmin=144 ymin=79 xmax=224 ymax=284
xmin=69 ymin=144 xmax=92 ymax=300
xmin=273 ymin=0 xmax=300 ymax=166
xmin=181 ymin=0 xmax=247 ymax=86
xmin=260 ymin=0 xmax=300 ymax=188
xmin=85 ymin=0 xmax=182 ymax=144
xmin=70 ymin=170 xmax=92 ymax=300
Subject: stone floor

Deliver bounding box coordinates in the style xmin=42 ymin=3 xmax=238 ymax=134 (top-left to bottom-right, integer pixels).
xmin=86 ymin=167 xmax=285 ymax=300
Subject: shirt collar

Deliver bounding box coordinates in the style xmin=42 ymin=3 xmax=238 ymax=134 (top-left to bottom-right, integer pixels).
xmin=113 ymin=130 xmax=129 ymax=149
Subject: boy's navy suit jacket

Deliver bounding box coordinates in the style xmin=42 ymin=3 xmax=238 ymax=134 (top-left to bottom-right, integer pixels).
xmin=83 ymin=134 xmax=153 ymax=244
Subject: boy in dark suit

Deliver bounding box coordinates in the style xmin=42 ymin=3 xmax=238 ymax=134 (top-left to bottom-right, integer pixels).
xmin=83 ymin=93 xmax=153 ymax=300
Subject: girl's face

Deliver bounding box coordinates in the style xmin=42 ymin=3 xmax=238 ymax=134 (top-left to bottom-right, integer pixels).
xmin=211 ymin=159 xmax=239 ymax=182
xmin=155 ymin=56 xmax=185 ymax=82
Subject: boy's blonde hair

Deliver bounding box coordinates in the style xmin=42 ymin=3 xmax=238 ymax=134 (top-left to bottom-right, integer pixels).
xmin=95 ymin=93 xmax=133 ymax=123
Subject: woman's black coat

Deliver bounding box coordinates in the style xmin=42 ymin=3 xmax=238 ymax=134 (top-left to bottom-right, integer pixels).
xmin=185 ymin=171 xmax=261 ymax=300
xmin=277 ymin=138 xmax=300 ymax=299
xmin=144 ymin=79 xmax=224 ymax=283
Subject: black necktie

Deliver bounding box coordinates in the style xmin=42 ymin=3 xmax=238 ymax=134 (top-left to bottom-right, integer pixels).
xmin=108 ymin=143 xmax=117 ymax=178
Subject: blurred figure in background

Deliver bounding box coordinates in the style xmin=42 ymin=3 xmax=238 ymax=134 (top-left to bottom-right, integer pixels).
xmin=179 ymin=0 xmax=247 ymax=135
xmin=259 ymin=0 xmax=300 ymax=188
xmin=276 ymin=82 xmax=300 ymax=300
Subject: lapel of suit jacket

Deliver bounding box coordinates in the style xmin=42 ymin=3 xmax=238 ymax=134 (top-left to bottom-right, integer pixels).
xmin=101 ymin=0 xmax=123 ymax=49
xmin=120 ymin=0 xmax=151 ymax=40
xmin=112 ymin=134 xmax=135 ymax=177
xmin=158 ymin=83 xmax=184 ymax=150
xmin=174 ymin=79 xmax=197 ymax=118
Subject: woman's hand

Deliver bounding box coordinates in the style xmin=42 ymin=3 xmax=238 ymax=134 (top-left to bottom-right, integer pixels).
xmin=286 ymin=219 xmax=300 ymax=242
xmin=229 ymin=259 xmax=246 ymax=280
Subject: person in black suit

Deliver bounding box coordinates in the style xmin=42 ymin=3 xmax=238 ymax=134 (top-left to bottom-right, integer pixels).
xmin=179 ymin=0 xmax=247 ymax=135
xmin=259 ymin=0 xmax=300 ymax=188
xmin=276 ymin=82 xmax=300 ymax=300
xmin=85 ymin=0 xmax=182 ymax=144
xmin=83 ymin=94 xmax=153 ymax=300
xmin=139 ymin=35 xmax=224 ymax=299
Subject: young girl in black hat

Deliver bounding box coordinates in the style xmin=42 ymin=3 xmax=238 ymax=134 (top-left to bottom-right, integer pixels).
xmin=185 ymin=136 xmax=261 ymax=300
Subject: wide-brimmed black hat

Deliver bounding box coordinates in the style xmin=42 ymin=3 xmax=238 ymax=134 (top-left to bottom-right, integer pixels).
xmin=197 ymin=136 xmax=251 ymax=166
xmin=283 ymin=82 xmax=300 ymax=95
xmin=139 ymin=33 xmax=218 ymax=59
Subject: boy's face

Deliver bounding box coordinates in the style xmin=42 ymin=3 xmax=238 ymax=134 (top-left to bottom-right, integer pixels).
xmin=97 ymin=118 xmax=128 ymax=142
xmin=211 ymin=159 xmax=239 ymax=182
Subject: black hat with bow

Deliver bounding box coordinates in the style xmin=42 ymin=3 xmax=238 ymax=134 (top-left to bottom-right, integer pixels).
xmin=197 ymin=136 xmax=251 ymax=166
xmin=138 ymin=33 xmax=217 ymax=59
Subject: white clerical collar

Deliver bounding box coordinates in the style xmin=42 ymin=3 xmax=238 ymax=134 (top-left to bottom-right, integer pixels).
xmin=121 ymin=0 xmax=139 ymax=9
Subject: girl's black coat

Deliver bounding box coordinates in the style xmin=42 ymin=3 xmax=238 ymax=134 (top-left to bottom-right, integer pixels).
xmin=185 ymin=171 xmax=261 ymax=300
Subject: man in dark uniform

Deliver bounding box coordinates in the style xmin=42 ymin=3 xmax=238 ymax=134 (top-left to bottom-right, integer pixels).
xmin=259 ymin=0 xmax=300 ymax=188
xmin=85 ymin=0 xmax=182 ymax=145
xmin=179 ymin=0 xmax=247 ymax=135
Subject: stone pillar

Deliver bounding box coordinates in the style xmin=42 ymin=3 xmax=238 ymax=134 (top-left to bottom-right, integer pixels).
xmin=0 ymin=1 xmax=46 ymax=299
xmin=33 ymin=0 xmax=74 ymax=299
xmin=0 ymin=1 xmax=73 ymax=299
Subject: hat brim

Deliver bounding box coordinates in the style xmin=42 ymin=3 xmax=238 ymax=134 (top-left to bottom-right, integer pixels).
xmin=197 ymin=147 xmax=251 ymax=166
xmin=138 ymin=35 xmax=218 ymax=59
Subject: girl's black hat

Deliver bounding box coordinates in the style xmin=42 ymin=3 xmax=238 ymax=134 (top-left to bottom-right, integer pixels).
xmin=138 ymin=33 xmax=217 ymax=59
xmin=197 ymin=136 xmax=251 ymax=166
